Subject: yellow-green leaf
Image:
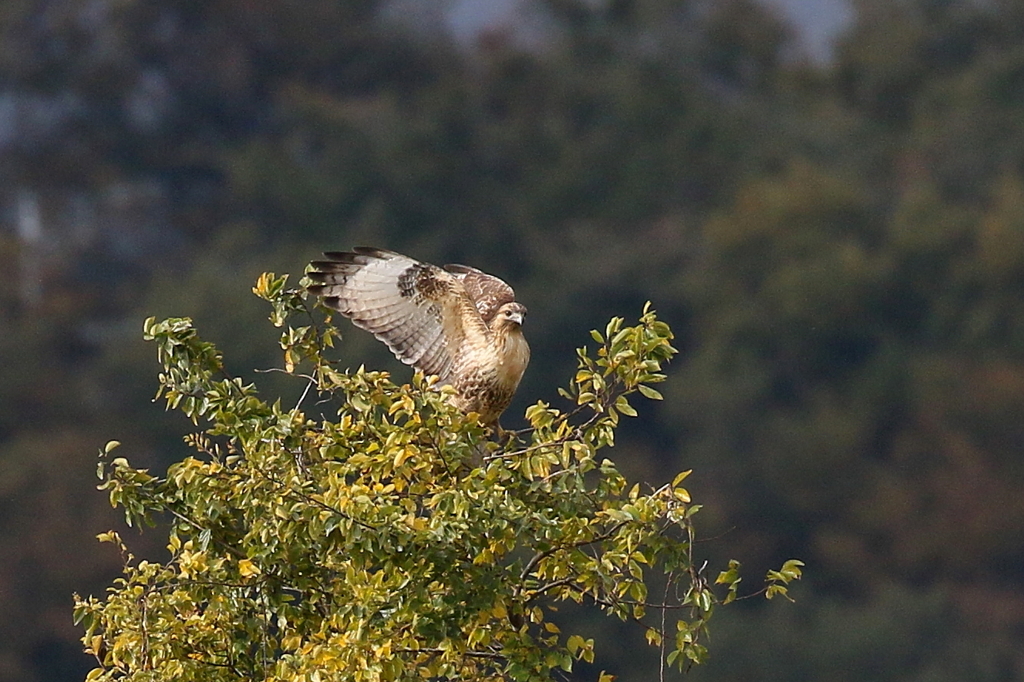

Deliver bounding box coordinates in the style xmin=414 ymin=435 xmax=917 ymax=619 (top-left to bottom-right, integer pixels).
xmin=238 ymin=559 xmax=261 ymax=578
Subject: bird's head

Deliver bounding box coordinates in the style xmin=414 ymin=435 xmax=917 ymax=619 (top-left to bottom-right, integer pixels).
xmin=493 ymin=302 xmax=527 ymax=330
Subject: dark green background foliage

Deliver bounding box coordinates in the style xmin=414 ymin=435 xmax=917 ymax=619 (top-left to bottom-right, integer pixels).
xmin=2 ymin=0 xmax=1024 ymax=679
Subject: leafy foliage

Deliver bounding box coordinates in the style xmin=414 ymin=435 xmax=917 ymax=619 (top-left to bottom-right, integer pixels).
xmin=5 ymin=0 xmax=1024 ymax=679
xmin=73 ymin=276 xmax=801 ymax=681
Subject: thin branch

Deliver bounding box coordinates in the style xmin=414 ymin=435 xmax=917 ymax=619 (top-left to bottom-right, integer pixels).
xmin=525 ymin=577 xmax=578 ymax=602
xmin=659 ymin=571 xmax=675 ymax=682
xmin=489 ymin=440 xmax=565 ymax=461
xmin=159 ymin=505 xmax=245 ymax=560
xmin=395 ymin=647 xmax=506 ymax=661
xmin=520 ymin=520 xmax=628 ymax=581
xmin=192 ymin=656 xmax=245 ymax=674
xmin=250 ymin=459 xmax=379 ymax=531
xmin=152 ymin=498 xmax=336 ymax=607
xmin=139 ymin=591 xmax=151 ymax=671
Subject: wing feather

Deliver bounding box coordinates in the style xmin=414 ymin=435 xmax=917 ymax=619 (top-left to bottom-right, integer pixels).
xmin=307 ymin=249 xmax=485 ymax=379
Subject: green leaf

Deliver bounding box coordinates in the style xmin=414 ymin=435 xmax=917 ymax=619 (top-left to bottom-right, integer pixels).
xmin=672 ymin=469 xmax=692 ymax=486
xmin=567 ymin=634 xmax=586 ymax=655
xmin=637 ymin=384 xmax=663 ymax=400
xmin=614 ymin=395 xmax=637 ymax=417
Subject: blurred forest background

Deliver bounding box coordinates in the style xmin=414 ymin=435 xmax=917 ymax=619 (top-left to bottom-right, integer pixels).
xmin=3 ymin=0 xmax=1024 ymax=680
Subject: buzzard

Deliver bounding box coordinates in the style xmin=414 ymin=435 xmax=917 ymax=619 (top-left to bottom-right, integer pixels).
xmin=306 ymin=248 xmax=530 ymax=425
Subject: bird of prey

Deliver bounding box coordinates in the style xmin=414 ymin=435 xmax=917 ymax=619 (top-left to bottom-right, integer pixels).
xmin=306 ymin=247 xmax=530 ymax=426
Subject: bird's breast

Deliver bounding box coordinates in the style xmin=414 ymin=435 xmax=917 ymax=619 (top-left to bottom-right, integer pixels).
xmin=495 ymin=329 xmax=530 ymax=390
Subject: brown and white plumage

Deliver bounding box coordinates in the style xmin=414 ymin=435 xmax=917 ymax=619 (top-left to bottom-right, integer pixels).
xmin=306 ymin=247 xmax=530 ymax=425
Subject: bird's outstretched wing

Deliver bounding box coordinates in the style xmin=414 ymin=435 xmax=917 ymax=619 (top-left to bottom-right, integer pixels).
xmin=306 ymin=247 xmax=487 ymax=382
xmin=443 ymin=263 xmax=516 ymax=324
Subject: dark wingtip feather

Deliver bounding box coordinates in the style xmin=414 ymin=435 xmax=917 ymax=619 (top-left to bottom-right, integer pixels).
xmin=354 ymin=244 xmax=397 ymax=254
xmin=320 ymin=251 xmax=363 ymax=263
xmin=316 ymin=247 xmax=397 ymax=266
xmin=352 ymin=246 xmax=396 ymax=258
